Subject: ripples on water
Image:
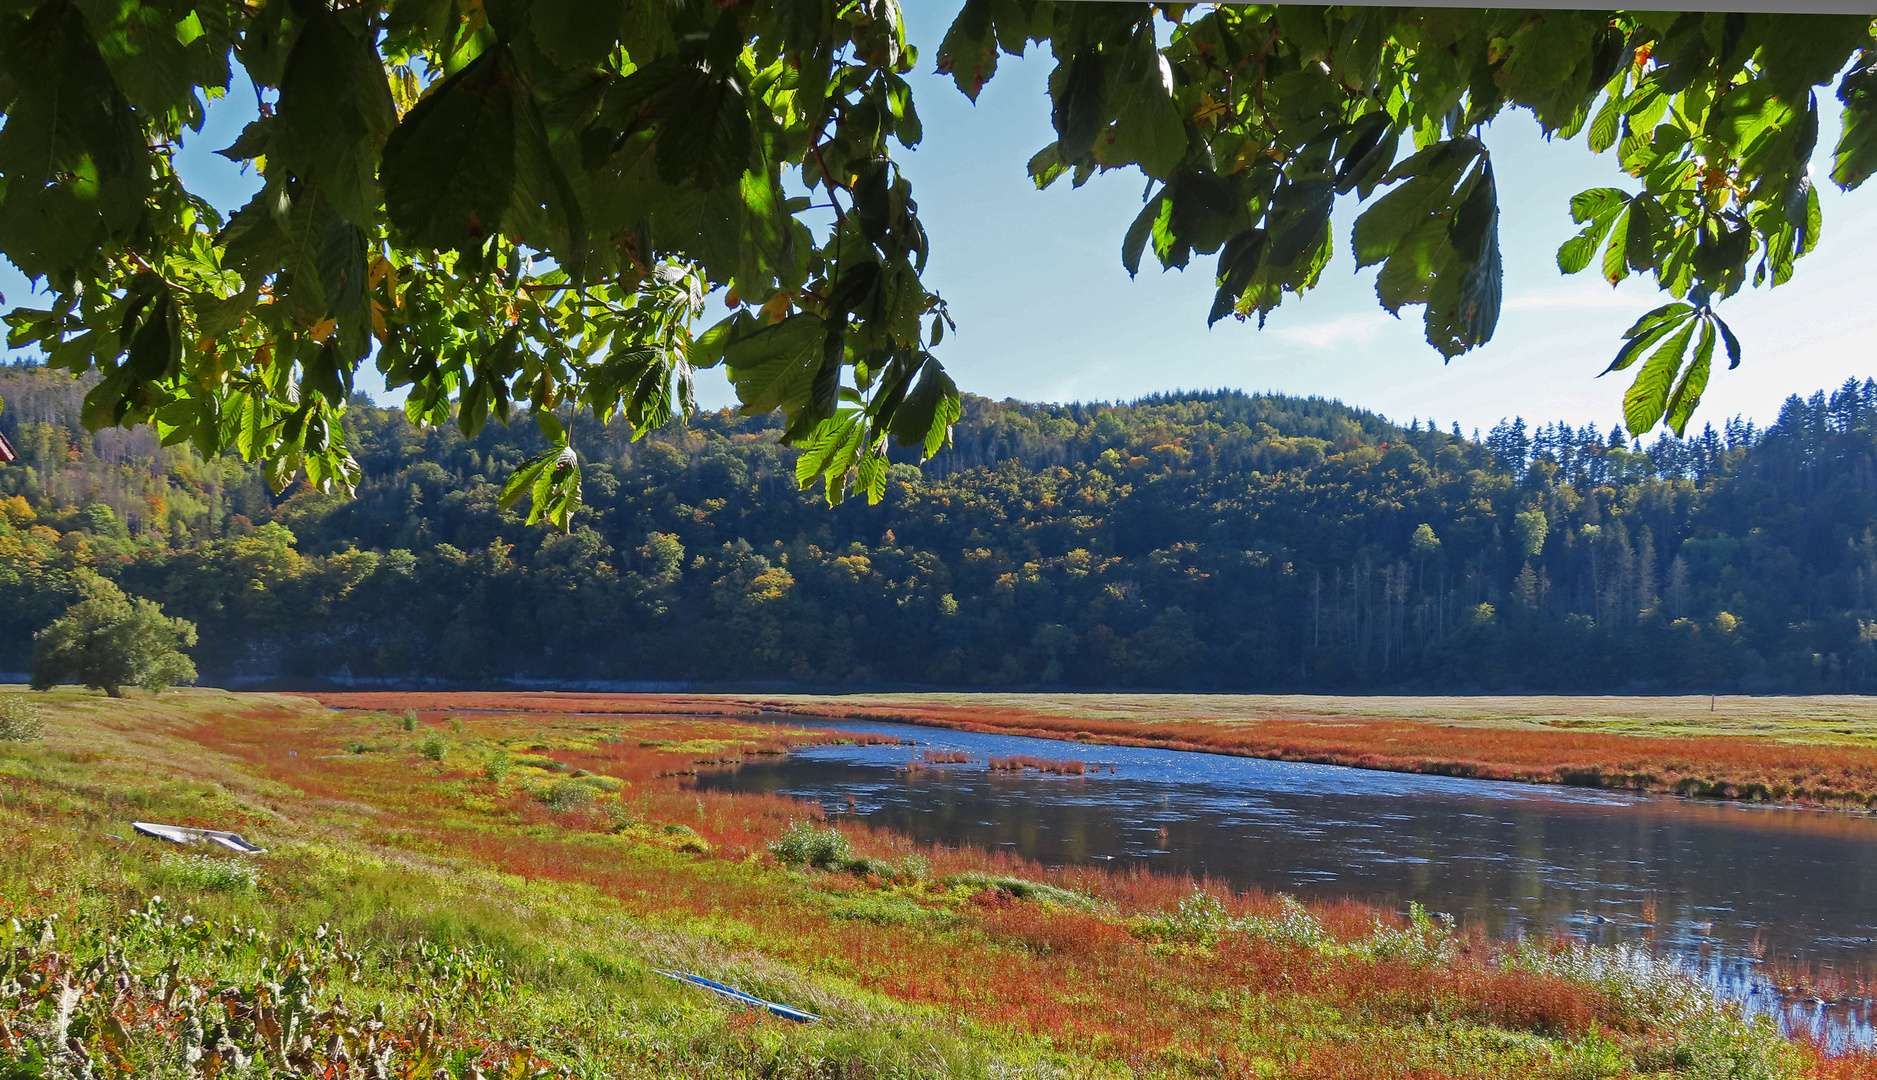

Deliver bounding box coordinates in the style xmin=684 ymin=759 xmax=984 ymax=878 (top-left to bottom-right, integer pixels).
xmin=695 ymin=715 xmax=1877 ymax=1047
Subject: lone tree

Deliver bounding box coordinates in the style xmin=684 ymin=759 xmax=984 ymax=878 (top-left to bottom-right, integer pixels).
xmin=0 ymin=3 xmax=1873 ymax=514
xmin=31 ymin=573 xmax=199 ymax=697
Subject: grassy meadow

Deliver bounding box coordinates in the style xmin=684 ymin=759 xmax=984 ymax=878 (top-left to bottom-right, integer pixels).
xmin=1 ymin=687 xmax=1873 ymax=1079
xmin=315 ymin=692 xmax=1877 ymax=809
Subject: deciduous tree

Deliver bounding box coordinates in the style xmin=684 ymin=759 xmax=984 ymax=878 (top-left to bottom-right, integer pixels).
xmin=30 ymin=572 xmax=199 ymax=696
xmin=0 ymin=3 xmax=1870 ymax=517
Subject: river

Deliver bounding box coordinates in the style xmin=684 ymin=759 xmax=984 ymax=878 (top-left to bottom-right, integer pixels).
xmin=695 ymin=714 xmax=1877 ymax=1045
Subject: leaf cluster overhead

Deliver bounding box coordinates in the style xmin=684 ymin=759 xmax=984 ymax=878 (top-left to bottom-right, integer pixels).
xmin=0 ymin=2 xmax=1872 ymax=522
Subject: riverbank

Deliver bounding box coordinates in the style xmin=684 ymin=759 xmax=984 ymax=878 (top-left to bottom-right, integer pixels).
xmin=311 ymin=692 xmax=1877 ymax=810
xmin=3 ymin=687 xmax=1871 ymax=1078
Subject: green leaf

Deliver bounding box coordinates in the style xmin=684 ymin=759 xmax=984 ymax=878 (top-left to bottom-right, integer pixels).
xmin=1121 ymin=192 xmax=1161 ymax=277
xmin=1601 ymin=204 xmax=1632 ymax=285
xmin=889 ymin=357 xmax=959 ymax=459
xmin=530 ymin=0 xmax=624 ymax=70
xmin=215 ymin=117 xmax=274 ymax=162
xmin=1051 ymin=46 xmax=1106 ymax=156
xmin=1265 ymin=179 xmax=1334 ymax=268
xmin=1832 ymin=58 xmax=1877 ymax=189
xmin=380 ymin=47 xmax=517 ymax=252
xmin=1606 ymin=304 xmax=1696 ymax=375
xmin=1436 ymin=159 xmax=1502 ymax=354
xmin=224 ymin=390 xmax=268 ymax=461
xmin=273 ymin=11 xmax=398 ymax=229
xmin=499 ymin=447 xmax=556 ymax=510
xmin=1332 ymin=111 xmax=1394 ymax=195
xmin=125 ymin=290 xmax=179 ymax=383
xmin=688 ymin=310 xmax=752 ymax=370
xmin=1623 ymin=196 xmax=1657 ymax=273
xmin=1557 ymin=225 xmax=1606 ymax=275
xmin=1587 ymin=93 xmax=1624 ymax=154
xmin=1208 ymin=228 xmax=1266 ymax=326
xmin=1102 ymin=26 xmax=1185 ymax=179
xmin=1621 ymin=317 xmax=1696 ymax=434
xmin=1374 ymin=225 xmax=1444 ymax=315
xmin=725 ymin=312 xmax=826 ymax=415
xmin=303 ymin=341 xmax=352 ymax=404
xmin=651 ymin=59 xmax=751 ymax=190
xmin=508 ymin=78 xmax=589 ymax=284
xmin=1746 ymin=14 xmax=1870 ymax=105
xmin=793 ymin=412 xmax=862 ymax=490
xmin=1715 ymin=313 xmax=1743 ymax=369
xmin=1350 ymin=140 xmax=1478 ymax=269
xmin=1604 ymin=303 xmax=1695 ymax=373
xmin=856 ymin=448 xmax=890 ymax=505
xmin=936 ymin=0 xmax=998 ymax=102
xmin=0 ymin=0 xmax=150 ymax=278
xmin=314 ymin=204 xmax=368 ymax=321
xmin=1026 ymin=142 xmax=1066 ymax=190
xmin=1663 ymin=319 xmax=1714 ymax=436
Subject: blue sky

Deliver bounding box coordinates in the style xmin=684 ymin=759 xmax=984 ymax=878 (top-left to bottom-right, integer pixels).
xmin=4 ymin=9 xmax=1872 ymax=437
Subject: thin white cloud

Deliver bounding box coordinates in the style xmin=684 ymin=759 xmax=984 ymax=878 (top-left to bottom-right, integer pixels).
xmin=1270 ymin=311 xmax=1398 ymax=350
xmin=1501 ymin=282 xmax=1652 ymax=312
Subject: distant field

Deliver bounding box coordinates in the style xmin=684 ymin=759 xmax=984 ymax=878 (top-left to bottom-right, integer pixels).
xmin=313 ymin=691 xmax=1877 ymax=808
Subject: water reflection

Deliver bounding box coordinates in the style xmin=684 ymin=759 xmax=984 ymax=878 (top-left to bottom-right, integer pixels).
xmin=696 ymin=715 xmax=1877 ymax=1045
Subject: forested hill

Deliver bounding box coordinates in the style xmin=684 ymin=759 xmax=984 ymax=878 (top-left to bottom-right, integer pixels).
xmin=3 ymin=362 xmax=1875 ymax=692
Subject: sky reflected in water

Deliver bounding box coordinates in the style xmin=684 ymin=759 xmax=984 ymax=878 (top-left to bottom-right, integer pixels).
xmin=697 ymin=715 xmax=1877 ymax=1044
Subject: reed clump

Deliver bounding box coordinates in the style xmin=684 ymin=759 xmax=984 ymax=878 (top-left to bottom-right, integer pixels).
xmin=988 ymin=754 xmax=1087 ymax=775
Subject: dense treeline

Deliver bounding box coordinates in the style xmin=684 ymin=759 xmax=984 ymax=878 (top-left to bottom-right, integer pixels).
xmin=3 ymin=362 xmax=1875 ymax=691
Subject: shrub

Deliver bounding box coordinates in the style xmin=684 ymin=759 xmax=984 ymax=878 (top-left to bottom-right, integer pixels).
xmin=401 ymin=710 xmax=417 ymax=731
xmin=660 ymin=823 xmax=710 ymax=853
xmin=543 ymin=779 xmax=595 ymax=812
xmin=1147 ymin=892 xmax=1233 ymax=946
xmin=157 ymin=852 xmax=262 ymax=892
xmin=484 ymin=751 xmax=512 ymax=782
xmin=419 ymin=731 xmax=446 ymax=761
xmin=943 ymin=872 xmax=1095 ymax=910
xmin=1235 ymin=894 xmax=1333 ymax=951
xmin=842 ymin=853 xmax=931 ymax=881
xmin=770 ymin=820 xmax=852 ymax=870
xmin=830 ymin=893 xmax=948 ymax=926
xmin=0 ymin=694 xmax=45 ymax=741
xmin=1358 ymin=901 xmax=1459 ymax=965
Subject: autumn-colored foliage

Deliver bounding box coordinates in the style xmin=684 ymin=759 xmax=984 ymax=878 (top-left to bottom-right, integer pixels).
xmin=273 ymin=694 xmax=1869 ymax=1072
xmin=312 ymin=690 xmax=1877 ymax=807
xmin=14 ymin=689 xmax=1862 ymax=1076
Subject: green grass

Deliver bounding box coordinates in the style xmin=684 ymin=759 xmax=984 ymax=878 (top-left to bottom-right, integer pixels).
xmin=0 ymin=688 xmax=1860 ymax=1080
xmin=0 ymin=692 xmax=1086 ymax=1080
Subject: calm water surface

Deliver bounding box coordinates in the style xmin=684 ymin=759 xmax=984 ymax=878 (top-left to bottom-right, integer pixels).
xmin=695 ymin=714 xmax=1877 ymax=1044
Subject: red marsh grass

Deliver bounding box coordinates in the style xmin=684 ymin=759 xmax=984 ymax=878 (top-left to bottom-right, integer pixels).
xmin=280 ymin=693 xmax=1871 ymax=1076
xmin=311 ymin=692 xmax=1877 ymax=808
xmin=6 ymin=688 xmax=1871 ymax=1076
